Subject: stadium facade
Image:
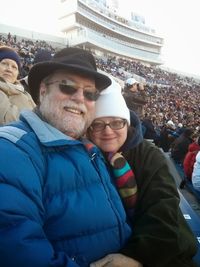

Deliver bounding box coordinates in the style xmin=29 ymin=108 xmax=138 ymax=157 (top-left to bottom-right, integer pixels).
xmin=58 ymin=0 xmax=164 ymax=65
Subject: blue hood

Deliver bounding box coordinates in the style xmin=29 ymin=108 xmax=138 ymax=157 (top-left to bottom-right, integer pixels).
xmin=121 ymin=110 xmax=143 ymax=152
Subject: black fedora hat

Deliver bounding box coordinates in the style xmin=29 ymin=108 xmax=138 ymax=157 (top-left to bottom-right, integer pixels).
xmin=28 ymin=47 xmax=111 ymax=103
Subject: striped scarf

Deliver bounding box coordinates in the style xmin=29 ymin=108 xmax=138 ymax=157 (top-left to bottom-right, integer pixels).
xmin=108 ymin=152 xmax=137 ymax=216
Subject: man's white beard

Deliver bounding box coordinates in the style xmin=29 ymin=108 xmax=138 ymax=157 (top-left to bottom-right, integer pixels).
xmin=39 ymin=95 xmax=93 ymax=139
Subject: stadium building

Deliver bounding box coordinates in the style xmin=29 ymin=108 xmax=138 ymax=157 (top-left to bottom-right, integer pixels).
xmin=58 ymin=0 xmax=164 ymax=66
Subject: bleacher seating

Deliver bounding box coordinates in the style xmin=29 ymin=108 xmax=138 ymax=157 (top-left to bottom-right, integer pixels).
xmin=172 ymin=160 xmax=200 ymax=204
xmin=180 ymin=177 xmax=200 ymax=203
xmin=179 ymin=190 xmax=200 ymax=266
xmin=166 ymin=156 xmax=200 ymax=265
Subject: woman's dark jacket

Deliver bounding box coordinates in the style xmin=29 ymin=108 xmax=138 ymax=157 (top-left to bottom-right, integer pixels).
xmin=119 ymin=111 xmax=198 ymax=267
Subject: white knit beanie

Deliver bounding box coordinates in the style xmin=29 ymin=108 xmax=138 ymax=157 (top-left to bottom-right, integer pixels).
xmin=94 ymin=78 xmax=130 ymax=125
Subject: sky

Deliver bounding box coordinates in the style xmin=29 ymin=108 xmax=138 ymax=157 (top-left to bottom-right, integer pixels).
xmin=118 ymin=0 xmax=200 ymax=77
xmin=1 ymin=0 xmax=200 ymax=77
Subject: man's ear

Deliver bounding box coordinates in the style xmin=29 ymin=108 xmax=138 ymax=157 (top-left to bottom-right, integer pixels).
xmin=39 ymin=82 xmax=47 ymax=102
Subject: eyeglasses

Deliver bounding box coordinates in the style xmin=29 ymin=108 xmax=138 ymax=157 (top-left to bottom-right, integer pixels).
xmin=90 ymin=119 xmax=127 ymax=132
xmin=45 ymin=80 xmax=100 ymax=101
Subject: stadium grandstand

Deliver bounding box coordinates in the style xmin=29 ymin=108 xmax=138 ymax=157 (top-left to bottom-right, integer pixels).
xmin=58 ymin=0 xmax=164 ymax=66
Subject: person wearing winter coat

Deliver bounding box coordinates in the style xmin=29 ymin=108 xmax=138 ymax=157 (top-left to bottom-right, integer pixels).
xmin=0 ymin=47 xmax=146 ymax=267
xmin=123 ymin=78 xmax=147 ymax=118
xmin=170 ymin=128 xmax=193 ymax=164
xmin=183 ymin=136 xmax=200 ymax=180
xmin=158 ymin=121 xmax=176 ymax=152
xmin=0 ymin=45 xmax=35 ymax=125
xmin=192 ymin=151 xmax=200 ymax=192
xmin=88 ymin=79 xmax=198 ymax=267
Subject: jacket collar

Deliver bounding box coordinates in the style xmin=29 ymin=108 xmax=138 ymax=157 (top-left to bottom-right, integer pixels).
xmin=20 ymin=110 xmax=82 ymax=147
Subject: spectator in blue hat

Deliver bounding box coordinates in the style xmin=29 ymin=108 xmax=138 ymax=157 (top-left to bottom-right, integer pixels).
xmin=0 ymin=45 xmax=35 ymax=125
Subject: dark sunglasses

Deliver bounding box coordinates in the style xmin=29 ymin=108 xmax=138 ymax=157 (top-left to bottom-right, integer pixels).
xmin=90 ymin=119 xmax=127 ymax=132
xmin=45 ymin=80 xmax=100 ymax=101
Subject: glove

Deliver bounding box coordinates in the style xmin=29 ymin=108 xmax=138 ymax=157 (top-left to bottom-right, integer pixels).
xmin=90 ymin=253 xmax=143 ymax=267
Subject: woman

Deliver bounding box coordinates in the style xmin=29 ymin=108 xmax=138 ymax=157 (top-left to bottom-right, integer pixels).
xmin=0 ymin=46 xmax=35 ymax=125
xmin=88 ymin=79 xmax=198 ymax=267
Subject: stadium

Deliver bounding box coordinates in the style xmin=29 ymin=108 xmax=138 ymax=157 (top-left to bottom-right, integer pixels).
xmin=0 ymin=0 xmax=200 ymax=265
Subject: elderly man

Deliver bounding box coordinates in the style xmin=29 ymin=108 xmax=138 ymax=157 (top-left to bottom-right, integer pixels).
xmin=0 ymin=48 xmax=142 ymax=267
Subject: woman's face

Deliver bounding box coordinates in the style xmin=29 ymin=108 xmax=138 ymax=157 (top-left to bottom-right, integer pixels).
xmin=89 ymin=117 xmax=128 ymax=153
xmin=0 ymin=58 xmax=19 ymax=83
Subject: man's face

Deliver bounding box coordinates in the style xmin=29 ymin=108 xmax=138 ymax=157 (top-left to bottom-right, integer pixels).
xmin=129 ymin=83 xmax=138 ymax=92
xmin=39 ymin=70 xmax=97 ymax=138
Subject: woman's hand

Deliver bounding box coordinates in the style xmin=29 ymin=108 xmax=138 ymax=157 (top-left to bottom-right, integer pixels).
xmin=90 ymin=253 xmax=143 ymax=267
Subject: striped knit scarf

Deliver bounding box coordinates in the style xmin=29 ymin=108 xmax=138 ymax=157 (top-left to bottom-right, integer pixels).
xmin=108 ymin=152 xmax=137 ymax=217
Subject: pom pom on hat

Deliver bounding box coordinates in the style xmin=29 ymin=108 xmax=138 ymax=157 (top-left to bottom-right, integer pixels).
xmin=167 ymin=120 xmax=173 ymax=125
xmin=94 ymin=78 xmax=130 ymax=125
xmin=0 ymin=46 xmax=21 ymax=71
xmin=166 ymin=120 xmax=175 ymax=129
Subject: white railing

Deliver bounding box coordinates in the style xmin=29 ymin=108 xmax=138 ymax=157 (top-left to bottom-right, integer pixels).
xmin=66 ymin=29 xmax=163 ymax=64
xmin=77 ymin=4 xmax=162 ymax=46
xmin=79 ymin=0 xmax=159 ymax=37
xmin=77 ymin=13 xmax=160 ymax=54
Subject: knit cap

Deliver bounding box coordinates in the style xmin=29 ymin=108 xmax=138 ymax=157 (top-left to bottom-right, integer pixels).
xmin=0 ymin=46 xmax=21 ymax=70
xmin=94 ymin=78 xmax=130 ymax=125
xmin=125 ymin=77 xmax=138 ymax=86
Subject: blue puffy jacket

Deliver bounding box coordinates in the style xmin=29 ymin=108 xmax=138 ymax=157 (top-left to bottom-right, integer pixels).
xmin=0 ymin=110 xmax=132 ymax=267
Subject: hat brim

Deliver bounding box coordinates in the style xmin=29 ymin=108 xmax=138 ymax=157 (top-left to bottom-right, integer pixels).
xmin=28 ymin=62 xmax=111 ymax=103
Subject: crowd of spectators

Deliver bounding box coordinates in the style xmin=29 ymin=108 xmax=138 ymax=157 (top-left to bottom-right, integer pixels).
xmin=97 ymin=55 xmax=200 ymax=137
